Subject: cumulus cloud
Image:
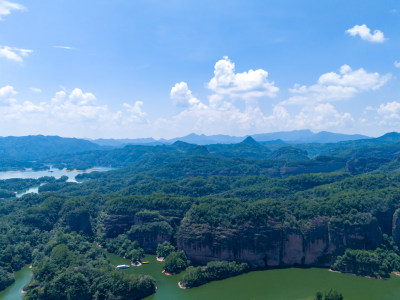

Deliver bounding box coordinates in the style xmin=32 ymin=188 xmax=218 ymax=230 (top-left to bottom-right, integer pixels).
xmin=0 ymin=88 xmax=150 ymax=138
xmin=0 ymin=45 xmax=32 ymax=62
xmin=68 ymin=88 xmax=96 ymax=105
xmin=170 ymin=82 xmax=203 ymax=108
xmin=0 ymin=57 xmax=395 ymax=138
xmin=293 ymin=103 xmax=354 ymax=130
xmin=346 ymin=24 xmax=385 ymax=43
xmin=163 ymin=57 xmax=282 ymax=136
xmin=207 ymin=56 xmax=279 ymax=101
xmin=156 ymin=58 xmax=364 ymax=137
xmin=0 ymin=85 xmax=17 ymax=98
xmin=377 ymin=101 xmax=400 ymax=121
xmin=395 ymin=61 xmax=400 ymax=68
xmin=0 ymin=0 xmax=25 ymax=20
xmin=285 ymin=65 xmax=391 ymax=105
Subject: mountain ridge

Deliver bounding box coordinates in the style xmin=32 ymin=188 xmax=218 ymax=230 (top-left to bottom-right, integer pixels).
xmin=88 ymin=130 xmax=372 ymax=147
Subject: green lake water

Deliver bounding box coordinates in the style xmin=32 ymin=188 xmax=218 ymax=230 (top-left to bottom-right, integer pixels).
xmin=0 ymin=266 xmax=32 ymax=300
xmin=107 ymin=253 xmax=400 ymax=300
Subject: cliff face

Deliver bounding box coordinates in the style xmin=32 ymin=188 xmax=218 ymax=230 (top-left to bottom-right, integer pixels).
xmin=177 ymin=216 xmax=382 ymax=268
xmin=127 ymin=221 xmax=173 ymax=252
xmin=99 ymin=211 xmax=173 ymax=252
xmin=392 ymin=208 xmax=400 ymax=247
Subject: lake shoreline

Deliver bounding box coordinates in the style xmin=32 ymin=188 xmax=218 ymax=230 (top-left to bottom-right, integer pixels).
xmin=328 ymin=268 xmax=383 ymax=279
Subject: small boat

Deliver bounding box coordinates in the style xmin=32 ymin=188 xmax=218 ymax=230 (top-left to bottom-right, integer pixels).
xmin=142 ymin=261 xmax=150 ymax=264
xmin=116 ymin=264 xmax=130 ymax=269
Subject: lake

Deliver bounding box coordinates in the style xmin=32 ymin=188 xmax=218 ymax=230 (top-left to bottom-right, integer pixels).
xmin=0 ymin=166 xmax=113 ymax=182
xmin=107 ymin=253 xmax=400 ymax=300
xmin=0 ymin=166 xmax=113 ymax=197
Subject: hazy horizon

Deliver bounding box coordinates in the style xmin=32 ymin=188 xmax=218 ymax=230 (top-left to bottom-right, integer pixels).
xmin=0 ymin=129 xmax=390 ymax=141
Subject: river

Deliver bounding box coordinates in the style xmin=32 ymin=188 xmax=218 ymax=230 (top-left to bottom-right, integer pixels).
xmin=0 ymin=266 xmax=32 ymax=300
xmin=107 ymin=253 xmax=400 ymax=300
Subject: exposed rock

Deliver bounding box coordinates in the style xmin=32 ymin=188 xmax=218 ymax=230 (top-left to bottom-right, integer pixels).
xmin=393 ymin=209 xmax=400 ymax=247
xmin=177 ymin=215 xmax=382 ymax=268
xmin=63 ymin=209 xmax=93 ymax=235
xmin=127 ymin=221 xmax=173 ymax=252
xmin=98 ymin=213 xmax=136 ymax=238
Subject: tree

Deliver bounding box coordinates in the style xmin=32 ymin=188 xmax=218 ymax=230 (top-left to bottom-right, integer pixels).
xmin=164 ymin=250 xmax=189 ymax=274
xmin=315 ymin=290 xmax=344 ymax=300
xmin=156 ymin=241 xmax=175 ymax=259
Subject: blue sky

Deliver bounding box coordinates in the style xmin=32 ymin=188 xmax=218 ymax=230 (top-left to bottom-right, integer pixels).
xmin=0 ymin=0 xmax=399 ymax=138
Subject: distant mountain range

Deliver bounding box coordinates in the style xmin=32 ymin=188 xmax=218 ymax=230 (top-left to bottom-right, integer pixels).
xmin=0 ymin=132 xmax=399 ymax=170
xmin=90 ymin=130 xmax=371 ymax=147
xmin=0 ymin=135 xmax=101 ymax=161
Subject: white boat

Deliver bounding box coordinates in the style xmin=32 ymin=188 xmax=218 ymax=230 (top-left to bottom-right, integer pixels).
xmin=116 ymin=264 xmax=130 ymax=269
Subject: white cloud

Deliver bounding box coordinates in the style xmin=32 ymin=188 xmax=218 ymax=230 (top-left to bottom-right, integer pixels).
xmin=207 ymin=56 xmax=279 ymax=101
xmin=0 ymin=88 xmax=150 ymax=138
xmin=69 ymin=88 xmax=96 ymax=105
xmin=30 ymin=87 xmax=42 ymax=93
xmin=285 ymin=65 xmax=391 ymax=105
xmin=0 ymin=0 xmax=25 ymax=20
xmin=293 ymin=103 xmax=354 ymax=130
xmin=395 ymin=61 xmax=400 ymax=68
xmin=346 ymin=24 xmax=385 ymax=43
xmin=0 ymin=45 xmax=32 ymax=62
xmin=377 ymin=101 xmax=400 ymax=121
xmin=154 ymin=58 xmax=362 ymax=137
xmin=162 ymin=58 xmax=282 ymax=136
xmin=0 ymin=57 xmax=395 ymax=138
xmin=170 ymin=82 xmax=203 ymax=108
xmin=123 ymin=101 xmax=148 ymax=124
xmin=53 ymin=45 xmax=75 ymax=50
xmin=0 ymin=85 xmax=17 ymax=98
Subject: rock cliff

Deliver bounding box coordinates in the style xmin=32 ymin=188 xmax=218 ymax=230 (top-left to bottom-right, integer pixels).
xmin=177 ymin=215 xmax=382 ymax=268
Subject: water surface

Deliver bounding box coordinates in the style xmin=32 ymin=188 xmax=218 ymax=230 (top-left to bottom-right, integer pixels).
xmin=0 ymin=166 xmax=113 ymax=197
xmin=0 ymin=166 xmax=113 ymax=182
xmin=0 ymin=266 xmax=32 ymax=300
xmin=107 ymin=253 xmax=400 ymax=300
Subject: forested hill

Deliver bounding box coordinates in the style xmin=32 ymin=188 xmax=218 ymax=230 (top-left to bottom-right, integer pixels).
xmin=1 ymin=132 xmax=400 ymax=298
xmin=0 ymin=135 xmax=101 ymax=161
xmin=0 ymin=133 xmax=399 ymax=175
xmin=295 ymin=132 xmax=400 ymax=157
xmin=43 ymin=133 xmax=400 ymax=175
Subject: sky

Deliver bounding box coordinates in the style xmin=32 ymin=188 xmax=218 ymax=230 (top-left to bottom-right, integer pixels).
xmin=0 ymin=0 xmax=399 ymax=139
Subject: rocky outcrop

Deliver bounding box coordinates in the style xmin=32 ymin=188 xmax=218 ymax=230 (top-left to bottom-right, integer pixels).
xmin=177 ymin=215 xmax=382 ymax=268
xmin=63 ymin=208 xmax=93 ymax=235
xmin=392 ymin=208 xmax=400 ymax=247
xmin=98 ymin=213 xmax=136 ymax=238
xmin=127 ymin=221 xmax=173 ymax=252
xmin=98 ymin=210 xmax=173 ymax=251
xmin=177 ymin=220 xmax=282 ymax=267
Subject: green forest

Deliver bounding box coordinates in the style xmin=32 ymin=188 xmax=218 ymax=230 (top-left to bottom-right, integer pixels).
xmin=1 ymin=133 xmax=400 ymax=298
